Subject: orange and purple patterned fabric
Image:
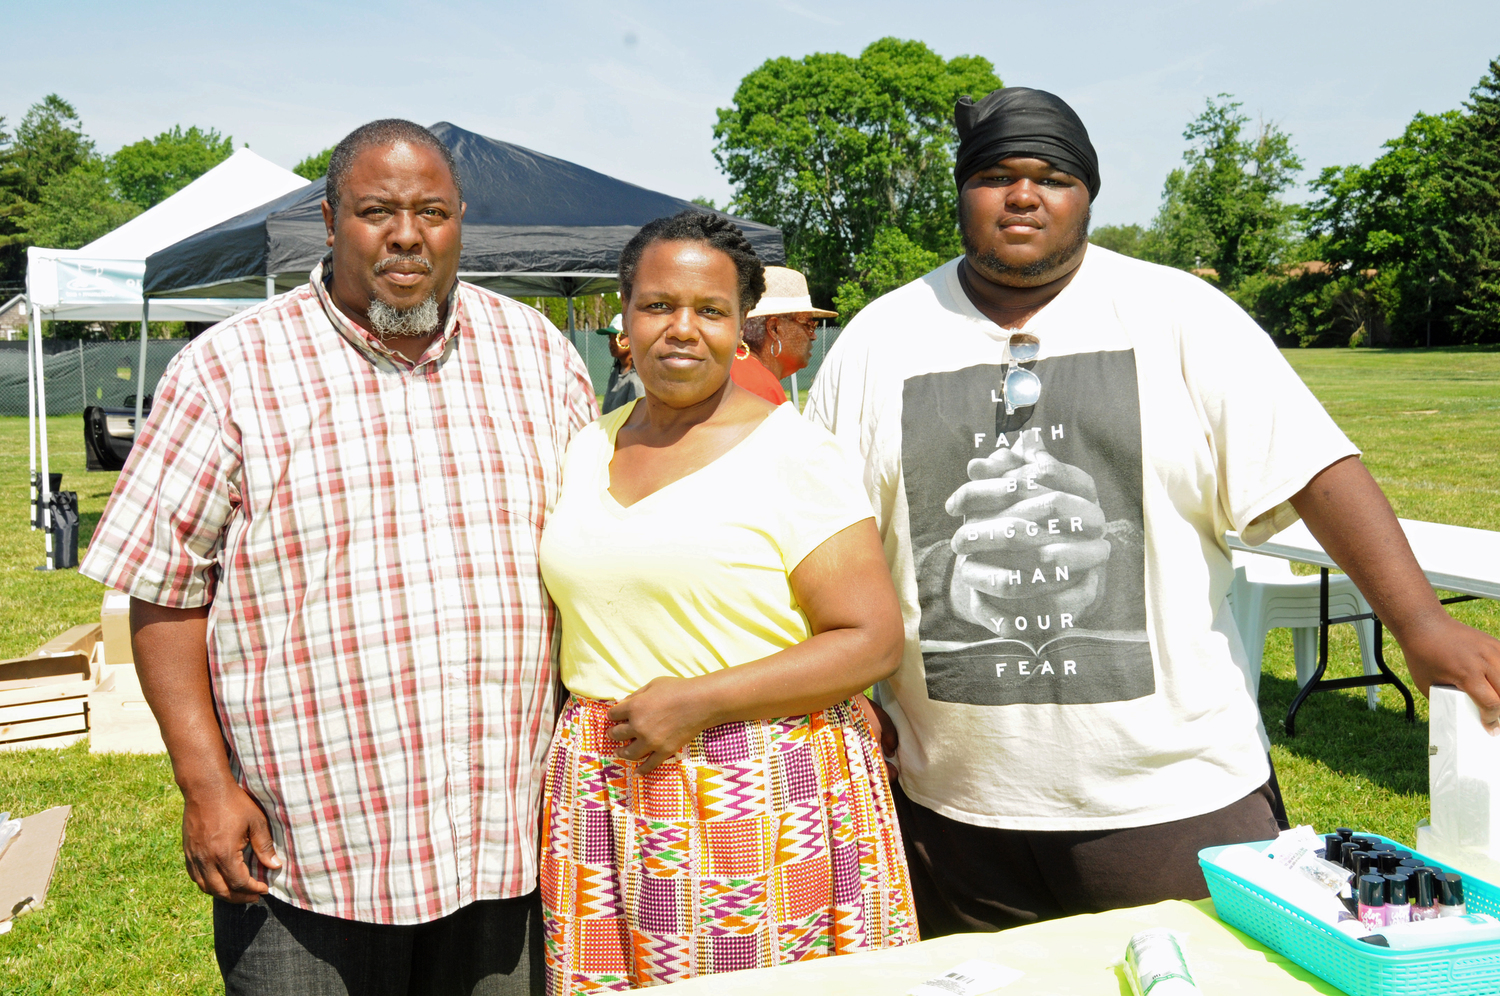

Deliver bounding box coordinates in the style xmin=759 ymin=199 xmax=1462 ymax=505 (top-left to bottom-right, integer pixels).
xmin=541 ymin=696 xmax=917 ymax=994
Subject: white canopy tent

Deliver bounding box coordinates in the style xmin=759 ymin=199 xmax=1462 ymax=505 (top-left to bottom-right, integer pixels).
xmin=25 ymin=148 xmax=308 ymax=566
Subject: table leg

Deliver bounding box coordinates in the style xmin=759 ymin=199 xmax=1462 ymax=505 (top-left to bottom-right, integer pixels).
xmin=1283 ymin=569 xmax=1334 ymax=737
xmin=1282 ymin=568 xmax=1416 ymax=736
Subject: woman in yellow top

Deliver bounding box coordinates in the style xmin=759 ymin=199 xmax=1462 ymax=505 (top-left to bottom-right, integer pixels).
xmin=537 ymin=211 xmax=917 ymax=994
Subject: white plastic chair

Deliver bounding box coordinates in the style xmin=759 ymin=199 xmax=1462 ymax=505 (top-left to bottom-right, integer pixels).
xmin=1228 ymin=550 xmax=1381 ymax=710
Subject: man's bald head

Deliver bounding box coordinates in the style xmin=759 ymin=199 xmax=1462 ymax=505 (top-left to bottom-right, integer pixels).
xmin=325 ymin=119 xmax=462 ymax=217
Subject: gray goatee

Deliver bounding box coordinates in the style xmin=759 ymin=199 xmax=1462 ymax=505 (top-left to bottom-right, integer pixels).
xmin=367 ymin=253 xmax=441 ymax=339
xmin=368 ymin=294 xmax=440 ymax=339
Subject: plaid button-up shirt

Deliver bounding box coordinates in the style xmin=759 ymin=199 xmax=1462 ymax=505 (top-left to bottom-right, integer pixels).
xmin=82 ymin=263 xmax=598 ymax=924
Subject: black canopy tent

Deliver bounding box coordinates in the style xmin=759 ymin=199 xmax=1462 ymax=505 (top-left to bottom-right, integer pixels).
xmin=144 ymin=122 xmax=784 ymax=326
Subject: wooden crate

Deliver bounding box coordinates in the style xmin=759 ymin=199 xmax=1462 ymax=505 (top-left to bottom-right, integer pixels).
xmin=0 ymin=653 xmax=92 ymax=751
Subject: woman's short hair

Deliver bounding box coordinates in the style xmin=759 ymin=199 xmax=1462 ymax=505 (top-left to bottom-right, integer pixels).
xmin=618 ymin=211 xmax=766 ymax=317
xmin=740 ymin=316 xmax=769 ymax=349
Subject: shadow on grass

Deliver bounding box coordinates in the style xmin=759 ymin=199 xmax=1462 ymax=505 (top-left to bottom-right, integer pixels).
xmin=79 ymin=509 xmax=102 ymax=549
xmin=1259 ymin=672 xmax=1428 ymax=798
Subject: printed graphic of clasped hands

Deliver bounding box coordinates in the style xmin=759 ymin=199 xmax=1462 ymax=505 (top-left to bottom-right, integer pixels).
xmin=946 ymin=435 xmax=1109 ymax=637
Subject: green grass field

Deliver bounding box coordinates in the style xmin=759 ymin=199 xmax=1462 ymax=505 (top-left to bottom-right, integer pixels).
xmin=2 ymin=345 xmax=1498 ymax=993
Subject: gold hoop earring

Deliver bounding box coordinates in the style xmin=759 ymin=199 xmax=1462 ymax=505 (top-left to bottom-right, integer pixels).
xmin=735 ymin=341 xmax=750 ymax=360
xmin=615 ymin=331 xmax=629 ymax=351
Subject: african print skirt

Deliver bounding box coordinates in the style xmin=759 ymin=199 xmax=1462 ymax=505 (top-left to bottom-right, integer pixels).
xmin=540 ymin=695 xmax=917 ymax=995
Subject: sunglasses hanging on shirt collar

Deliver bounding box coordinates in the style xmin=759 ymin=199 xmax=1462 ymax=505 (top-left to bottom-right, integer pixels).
xmin=1001 ymin=333 xmax=1041 ymax=415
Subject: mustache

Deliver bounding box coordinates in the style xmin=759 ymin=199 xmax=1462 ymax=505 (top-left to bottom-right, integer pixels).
xmin=373 ymin=254 xmax=433 ymax=275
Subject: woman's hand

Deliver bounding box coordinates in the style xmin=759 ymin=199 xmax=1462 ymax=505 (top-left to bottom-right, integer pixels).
xmin=608 ymin=676 xmax=717 ymax=774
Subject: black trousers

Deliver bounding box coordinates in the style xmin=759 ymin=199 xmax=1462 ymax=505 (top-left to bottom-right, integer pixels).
xmin=214 ymin=891 xmax=542 ymax=996
xmin=894 ymin=781 xmax=1281 ymax=937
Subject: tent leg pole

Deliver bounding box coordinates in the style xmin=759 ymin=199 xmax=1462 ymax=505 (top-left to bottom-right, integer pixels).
xmin=135 ymin=299 xmax=150 ymax=430
xmin=566 ymin=295 xmax=575 ymax=333
xmin=78 ymin=338 xmax=86 ymax=411
xmin=34 ymin=305 xmax=53 ymax=569
xmin=27 ymin=297 xmax=37 ymax=531
xmin=266 ymin=273 xmax=275 ymax=299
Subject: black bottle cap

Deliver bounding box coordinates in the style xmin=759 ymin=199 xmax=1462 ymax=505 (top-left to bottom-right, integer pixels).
xmin=1439 ymin=873 xmax=1465 ymax=906
xmin=1377 ymin=851 xmax=1403 ymax=874
xmin=1336 ymin=827 xmax=1355 ymax=841
xmin=1384 ymin=873 xmax=1409 ymax=905
xmin=1323 ymin=834 xmax=1344 ymax=858
xmin=1354 ymin=852 xmax=1377 ymax=878
xmin=1413 ymin=868 xmax=1437 ymax=907
xmin=1358 ymin=874 xmax=1387 ymax=906
xmin=1340 ymin=842 xmax=1361 ymax=871
xmin=1370 ymin=841 xmax=1397 ymax=853
xmin=1392 ymin=851 xmax=1412 ymax=862
xmin=1397 ymin=858 xmax=1423 ymax=872
xmin=1354 ymin=835 xmax=1380 ymax=847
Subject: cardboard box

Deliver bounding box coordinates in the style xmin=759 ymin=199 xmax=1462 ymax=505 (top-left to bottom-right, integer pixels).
xmin=100 ymin=591 xmax=132 ymax=668
xmin=0 ymin=653 xmax=91 ymax=752
xmin=30 ymin=623 xmax=102 ymax=684
xmin=88 ymin=668 xmax=164 ymax=754
xmin=0 ymin=806 xmax=72 ymax=924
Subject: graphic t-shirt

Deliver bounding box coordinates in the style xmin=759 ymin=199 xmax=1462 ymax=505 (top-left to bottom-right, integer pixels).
xmin=805 ymin=247 xmax=1359 ymax=831
xmin=539 ymin=401 xmax=873 ymax=703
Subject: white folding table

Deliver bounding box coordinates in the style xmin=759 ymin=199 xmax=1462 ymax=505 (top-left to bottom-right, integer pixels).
xmin=1227 ymin=518 xmax=1500 ymax=735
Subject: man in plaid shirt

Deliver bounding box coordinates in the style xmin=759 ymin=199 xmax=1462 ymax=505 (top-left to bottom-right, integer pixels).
xmin=82 ymin=120 xmax=597 ymax=995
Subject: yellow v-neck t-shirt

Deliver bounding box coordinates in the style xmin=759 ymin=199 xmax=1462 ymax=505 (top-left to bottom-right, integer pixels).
xmin=539 ymin=400 xmax=875 ymax=702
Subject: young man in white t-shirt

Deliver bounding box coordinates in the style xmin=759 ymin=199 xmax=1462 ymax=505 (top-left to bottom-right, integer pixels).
xmin=807 ymin=86 xmax=1500 ymax=934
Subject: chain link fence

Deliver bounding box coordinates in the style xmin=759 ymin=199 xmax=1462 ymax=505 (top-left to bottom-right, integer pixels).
xmin=0 ymin=340 xmax=190 ymax=416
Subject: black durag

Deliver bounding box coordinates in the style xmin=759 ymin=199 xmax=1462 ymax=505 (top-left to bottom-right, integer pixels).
xmin=953 ymin=87 xmax=1100 ymax=201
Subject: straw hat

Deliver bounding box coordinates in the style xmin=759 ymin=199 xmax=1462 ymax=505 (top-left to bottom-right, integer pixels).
xmin=746 ymin=267 xmax=837 ymax=320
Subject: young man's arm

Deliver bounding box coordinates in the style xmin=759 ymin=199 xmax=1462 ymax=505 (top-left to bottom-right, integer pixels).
xmin=1290 ymin=455 xmax=1500 ymax=731
xmin=130 ymin=599 xmax=281 ymax=902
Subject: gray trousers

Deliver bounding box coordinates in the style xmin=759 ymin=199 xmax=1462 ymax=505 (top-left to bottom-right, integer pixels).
xmin=214 ymin=891 xmax=542 ymax=996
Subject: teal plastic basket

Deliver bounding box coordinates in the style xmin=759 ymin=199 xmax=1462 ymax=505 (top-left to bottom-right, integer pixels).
xmin=1200 ymin=836 xmax=1500 ymax=996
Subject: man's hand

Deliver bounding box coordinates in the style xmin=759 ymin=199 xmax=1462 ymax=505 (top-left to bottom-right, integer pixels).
xmin=945 ymin=438 xmax=1109 ymax=633
xmin=608 ymin=677 xmax=715 ymax=774
xmin=1291 ymin=456 xmax=1500 ymax=732
xmin=1385 ymin=614 xmax=1500 ymax=732
xmin=181 ymin=777 xmax=282 ymax=903
xmin=129 ymin=598 xmax=287 ymax=901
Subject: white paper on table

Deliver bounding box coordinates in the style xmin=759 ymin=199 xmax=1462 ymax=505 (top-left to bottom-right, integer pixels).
xmin=907 ymin=958 xmax=1025 ymax=996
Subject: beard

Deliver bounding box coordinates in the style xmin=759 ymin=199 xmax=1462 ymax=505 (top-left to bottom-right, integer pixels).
xmin=960 ymin=204 xmax=1091 ymax=286
xmin=367 ymin=254 xmax=440 ymax=339
xmin=368 ymin=293 xmax=441 ymax=339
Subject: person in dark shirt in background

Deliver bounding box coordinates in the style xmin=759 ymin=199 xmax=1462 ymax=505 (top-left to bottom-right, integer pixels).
xmin=599 ymin=313 xmax=645 ymax=414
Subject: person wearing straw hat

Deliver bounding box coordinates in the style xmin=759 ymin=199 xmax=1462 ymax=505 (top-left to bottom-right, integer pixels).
xmin=598 ymin=312 xmax=645 ymax=413
xmin=731 ymin=265 xmax=836 ymax=405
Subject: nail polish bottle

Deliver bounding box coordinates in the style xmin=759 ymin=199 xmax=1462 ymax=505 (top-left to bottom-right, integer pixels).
xmin=1354 ymin=852 xmax=1378 ymax=880
xmin=1411 ymin=868 xmax=1439 ymax=921
xmin=1377 ymin=852 xmax=1403 ymax=874
xmin=1340 ymin=842 xmax=1361 ymax=872
xmin=1438 ymin=874 xmax=1467 ymax=917
xmin=1358 ymin=875 xmax=1388 ymax=929
xmin=1336 ymin=827 xmax=1355 ymax=842
xmin=1384 ymin=874 xmax=1411 ymax=926
xmin=1324 ymin=834 xmax=1344 ymax=859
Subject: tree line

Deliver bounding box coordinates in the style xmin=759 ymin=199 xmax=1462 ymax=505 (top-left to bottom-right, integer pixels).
xmin=718 ymin=43 xmax=1500 ymax=347
xmin=7 ymin=48 xmax=1497 ymax=348
xmin=0 ymin=96 xmax=334 ymax=336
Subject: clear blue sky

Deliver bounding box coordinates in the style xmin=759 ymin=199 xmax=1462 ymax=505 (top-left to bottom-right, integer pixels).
xmin=9 ymin=0 xmax=1500 ymax=228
